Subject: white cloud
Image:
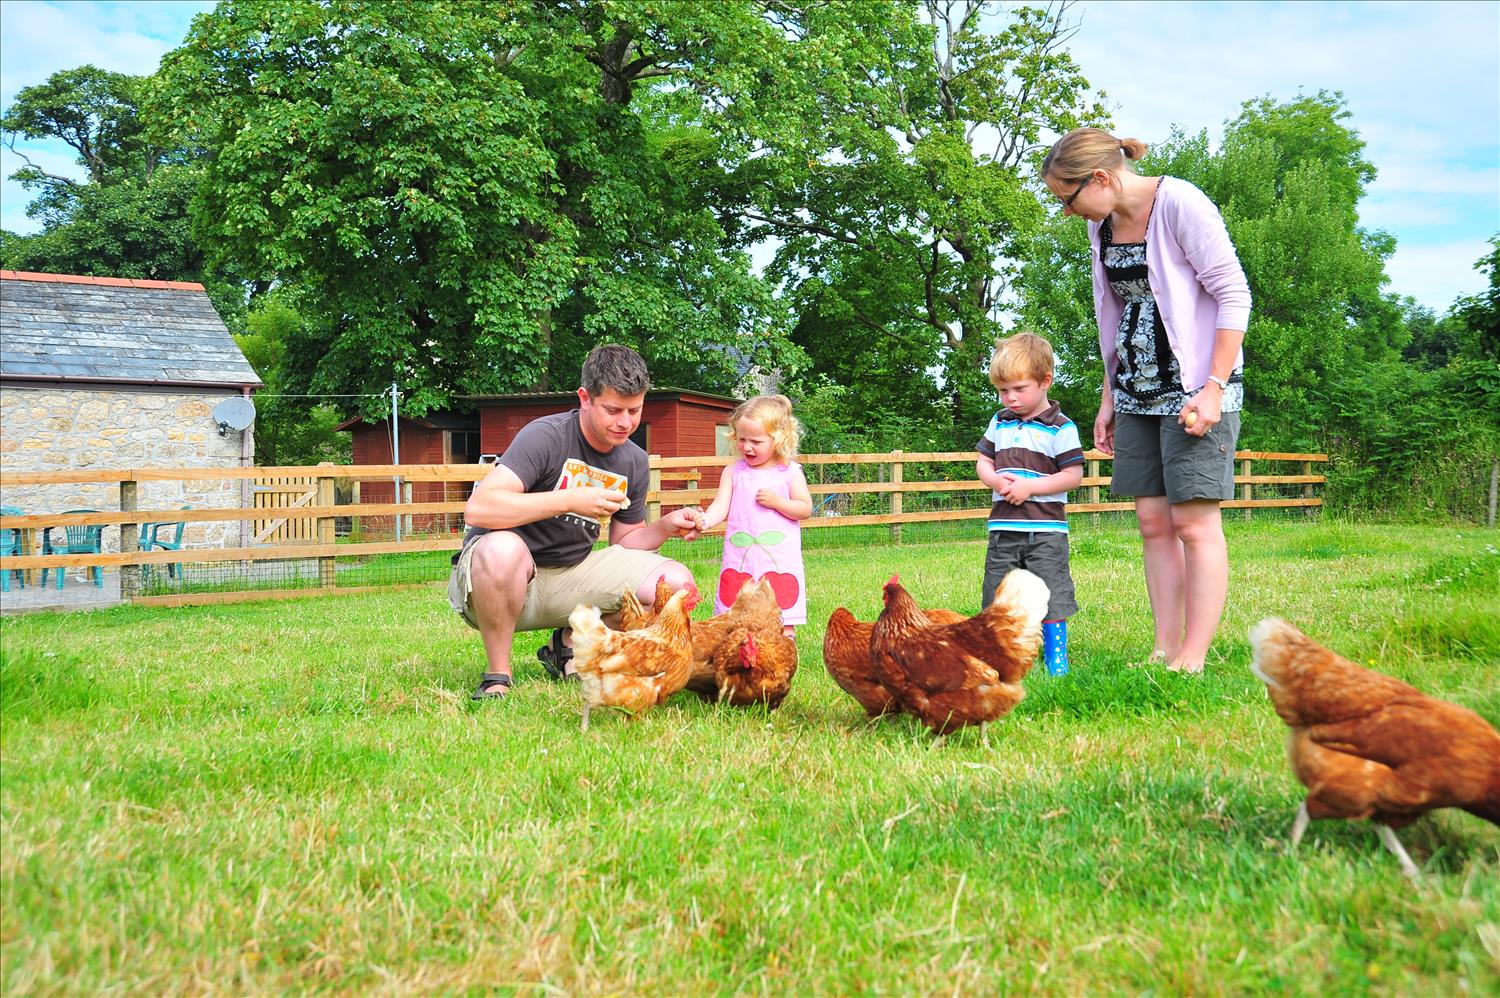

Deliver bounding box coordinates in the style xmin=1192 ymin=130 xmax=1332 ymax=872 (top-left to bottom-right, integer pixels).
xmin=1358 ymin=196 xmax=1461 ymax=231
xmin=0 ymin=1 xmax=200 ymax=106
xmin=1064 ymin=1 xmax=1498 ymax=147
xmin=1384 ymin=239 xmax=1493 ymax=311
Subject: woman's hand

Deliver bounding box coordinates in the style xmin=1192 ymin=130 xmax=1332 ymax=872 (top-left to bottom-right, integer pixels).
xmin=1094 ymin=395 xmax=1116 ymax=456
xmin=1179 ymin=384 xmax=1223 ymax=437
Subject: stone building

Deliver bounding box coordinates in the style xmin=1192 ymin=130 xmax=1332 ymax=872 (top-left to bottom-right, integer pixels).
xmin=0 ymin=270 xmax=262 ymax=552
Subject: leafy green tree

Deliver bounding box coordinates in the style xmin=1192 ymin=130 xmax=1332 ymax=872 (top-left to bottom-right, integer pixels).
xmin=1 ymin=65 xmax=252 ymax=327
xmin=0 ymin=65 xmax=160 ymax=187
xmin=1016 ymin=92 xmax=1400 ymax=449
xmin=743 ymin=0 xmax=1107 ymax=429
xmin=155 ymin=0 xmax=808 ymax=417
xmin=1446 ymin=235 xmax=1499 ymax=362
xmin=234 ymin=295 xmax=351 ymax=467
xmin=1013 ymin=207 xmax=1098 ymax=425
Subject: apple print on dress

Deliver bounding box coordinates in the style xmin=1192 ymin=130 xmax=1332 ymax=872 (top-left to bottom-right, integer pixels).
xmin=719 ymin=528 xmax=800 ymax=610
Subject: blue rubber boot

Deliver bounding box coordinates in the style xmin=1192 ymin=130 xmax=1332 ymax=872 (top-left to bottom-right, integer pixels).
xmin=1042 ymin=619 xmax=1069 ymax=676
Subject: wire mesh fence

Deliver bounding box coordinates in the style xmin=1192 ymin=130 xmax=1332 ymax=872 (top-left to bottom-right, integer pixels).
xmin=0 ymin=450 xmax=1327 ymax=611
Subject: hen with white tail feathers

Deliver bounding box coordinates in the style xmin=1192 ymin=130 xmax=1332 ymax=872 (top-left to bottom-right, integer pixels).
xmin=569 ymin=588 xmax=695 ymax=729
xmin=868 ymin=568 xmax=1051 ymax=735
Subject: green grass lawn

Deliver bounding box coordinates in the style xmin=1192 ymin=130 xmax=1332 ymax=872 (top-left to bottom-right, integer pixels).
xmin=3 ymin=519 xmax=1497 ymax=993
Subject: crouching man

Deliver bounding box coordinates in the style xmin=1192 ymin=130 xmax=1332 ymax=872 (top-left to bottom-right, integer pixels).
xmin=449 ymin=344 xmax=704 ymax=699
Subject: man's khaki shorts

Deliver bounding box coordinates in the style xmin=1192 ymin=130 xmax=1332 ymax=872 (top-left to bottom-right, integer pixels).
xmin=448 ymin=534 xmax=672 ymax=632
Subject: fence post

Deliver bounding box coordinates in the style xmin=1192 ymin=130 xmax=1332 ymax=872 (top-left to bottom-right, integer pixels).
xmin=1239 ymin=457 xmax=1253 ymax=521
xmin=317 ymin=464 xmax=336 ymax=588
xmin=1087 ymin=458 xmax=1101 ymax=525
xmin=1489 ymin=458 xmax=1497 ymax=530
xmin=1302 ymin=460 xmax=1315 ymax=519
xmin=648 ymin=459 xmax=662 ymax=524
xmin=120 ymin=480 xmax=140 ymax=599
xmin=890 ymin=450 xmax=903 ymax=544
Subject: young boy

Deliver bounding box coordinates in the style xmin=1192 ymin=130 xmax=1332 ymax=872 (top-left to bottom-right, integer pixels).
xmin=976 ymin=332 xmax=1085 ymax=674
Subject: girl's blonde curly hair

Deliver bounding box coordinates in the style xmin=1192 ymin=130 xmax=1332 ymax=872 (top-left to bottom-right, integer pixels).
xmin=729 ymin=394 xmax=801 ymax=463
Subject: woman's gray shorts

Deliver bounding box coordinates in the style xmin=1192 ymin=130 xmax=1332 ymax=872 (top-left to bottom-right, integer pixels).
xmin=1111 ymin=411 xmax=1241 ymax=503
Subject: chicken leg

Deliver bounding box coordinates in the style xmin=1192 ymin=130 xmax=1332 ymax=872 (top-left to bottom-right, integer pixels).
xmin=1290 ymin=801 xmax=1310 ymax=847
xmin=1375 ymin=824 xmax=1421 ymax=880
xmin=1290 ymin=801 xmax=1420 ymax=880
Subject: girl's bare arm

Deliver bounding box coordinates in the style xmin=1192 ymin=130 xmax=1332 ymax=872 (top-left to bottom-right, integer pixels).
xmin=698 ymin=464 xmax=735 ymax=529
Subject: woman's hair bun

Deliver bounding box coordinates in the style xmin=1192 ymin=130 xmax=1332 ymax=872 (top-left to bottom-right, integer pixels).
xmin=1120 ymin=138 xmax=1148 ymax=160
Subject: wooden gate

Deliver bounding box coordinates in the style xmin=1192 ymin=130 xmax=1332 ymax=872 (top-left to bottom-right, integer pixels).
xmin=251 ymin=476 xmax=318 ymax=544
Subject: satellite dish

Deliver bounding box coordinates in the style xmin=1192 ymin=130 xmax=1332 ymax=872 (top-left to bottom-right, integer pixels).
xmin=213 ymin=397 xmax=257 ymax=435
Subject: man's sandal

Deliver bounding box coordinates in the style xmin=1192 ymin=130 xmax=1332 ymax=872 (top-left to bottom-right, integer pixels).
xmin=536 ymin=628 xmax=578 ymax=682
xmin=471 ymin=673 xmax=513 ymax=700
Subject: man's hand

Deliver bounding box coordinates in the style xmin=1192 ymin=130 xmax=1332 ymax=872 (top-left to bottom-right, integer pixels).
xmin=570 ymin=487 xmax=630 ymax=520
xmin=660 ymin=506 xmax=704 ymax=541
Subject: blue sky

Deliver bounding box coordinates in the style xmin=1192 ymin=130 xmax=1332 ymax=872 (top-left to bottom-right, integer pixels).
xmin=2 ymin=0 xmax=1496 ymax=312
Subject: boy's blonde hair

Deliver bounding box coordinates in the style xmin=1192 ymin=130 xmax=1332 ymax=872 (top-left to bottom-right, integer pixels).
xmin=729 ymin=394 xmax=801 ymax=462
xmin=988 ymin=332 xmax=1056 ymax=387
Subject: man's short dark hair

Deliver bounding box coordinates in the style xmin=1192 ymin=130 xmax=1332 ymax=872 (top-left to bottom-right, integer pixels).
xmin=581 ymin=344 xmax=649 ymax=397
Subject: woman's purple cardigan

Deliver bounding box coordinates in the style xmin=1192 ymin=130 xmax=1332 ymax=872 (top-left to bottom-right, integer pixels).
xmin=1089 ymin=176 xmax=1251 ymax=393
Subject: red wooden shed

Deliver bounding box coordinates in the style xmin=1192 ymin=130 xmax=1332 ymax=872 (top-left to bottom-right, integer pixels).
xmin=465 ymin=388 xmax=738 ymax=458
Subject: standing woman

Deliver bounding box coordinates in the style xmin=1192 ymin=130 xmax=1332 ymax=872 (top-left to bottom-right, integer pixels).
xmin=1042 ymin=128 xmax=1250 ymax=673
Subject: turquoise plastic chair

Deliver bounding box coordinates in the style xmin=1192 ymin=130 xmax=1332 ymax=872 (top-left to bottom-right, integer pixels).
xmin=141 ymin=506 xmax=189 ymax=583
xmin=0 ymin=505 xmax=25 ymax=592
xmin=42 ymin=509 xmax=104 ymax=589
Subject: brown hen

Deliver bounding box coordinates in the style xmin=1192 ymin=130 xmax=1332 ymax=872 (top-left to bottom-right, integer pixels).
xmin=870 ymin=570 xmax=1049 ymax=735
xmin=712 ymin=626 xmax=799 ymax=709
xmin=686 ymin=578 xmax=786 ymax=697
xmin=617 ymin=574 xmax=676 ymax=631
xmin=1249 ymin=617 xmax=1500 ymax=878
xmin=823 ymin=606 xmax=964 ymax=717
xmin=570 ymin=588 xmax=694 ymax=730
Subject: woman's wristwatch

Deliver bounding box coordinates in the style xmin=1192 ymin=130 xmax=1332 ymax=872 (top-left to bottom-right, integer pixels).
xmin=1205 ymin=374 xmax=1230 ymax=391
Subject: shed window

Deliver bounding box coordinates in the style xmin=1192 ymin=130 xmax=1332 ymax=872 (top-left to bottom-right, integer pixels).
xmin=447 ymin=430 xmax=482 ymax=463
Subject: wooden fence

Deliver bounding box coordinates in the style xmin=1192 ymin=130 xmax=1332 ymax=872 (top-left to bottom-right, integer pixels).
xmin=0 ymin=449 xmax=1326 ymax=609
xmin=251 ymin=475 xmax=319 ymax=544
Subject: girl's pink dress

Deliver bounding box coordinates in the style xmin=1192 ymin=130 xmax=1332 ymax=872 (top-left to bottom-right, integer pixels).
xmin=714 ymin=459 xmax=807 ymax=625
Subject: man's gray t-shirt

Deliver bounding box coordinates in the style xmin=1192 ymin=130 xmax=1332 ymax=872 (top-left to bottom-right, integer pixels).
xmin=460 ymin=410 xmax=649 ymax=568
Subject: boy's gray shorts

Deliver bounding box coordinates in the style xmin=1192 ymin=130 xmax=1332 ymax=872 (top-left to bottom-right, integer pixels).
xmin=982 ymin=530 xmax=1077 ymax=621
xmin=1111 ymin=411 xmax=1241 ymax=503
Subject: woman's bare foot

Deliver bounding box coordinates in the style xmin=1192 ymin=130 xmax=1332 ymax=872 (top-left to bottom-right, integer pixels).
xmin=1166 ymin=657 xmax=1204 ymax=674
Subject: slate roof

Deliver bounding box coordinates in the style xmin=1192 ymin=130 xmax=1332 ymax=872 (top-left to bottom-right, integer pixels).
xmin=0 ymin=271 xmax=262 ymax=387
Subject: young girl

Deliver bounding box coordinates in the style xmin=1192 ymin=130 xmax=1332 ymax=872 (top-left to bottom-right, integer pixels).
xmin=699 ymin=395 xmax=812 ymax=634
